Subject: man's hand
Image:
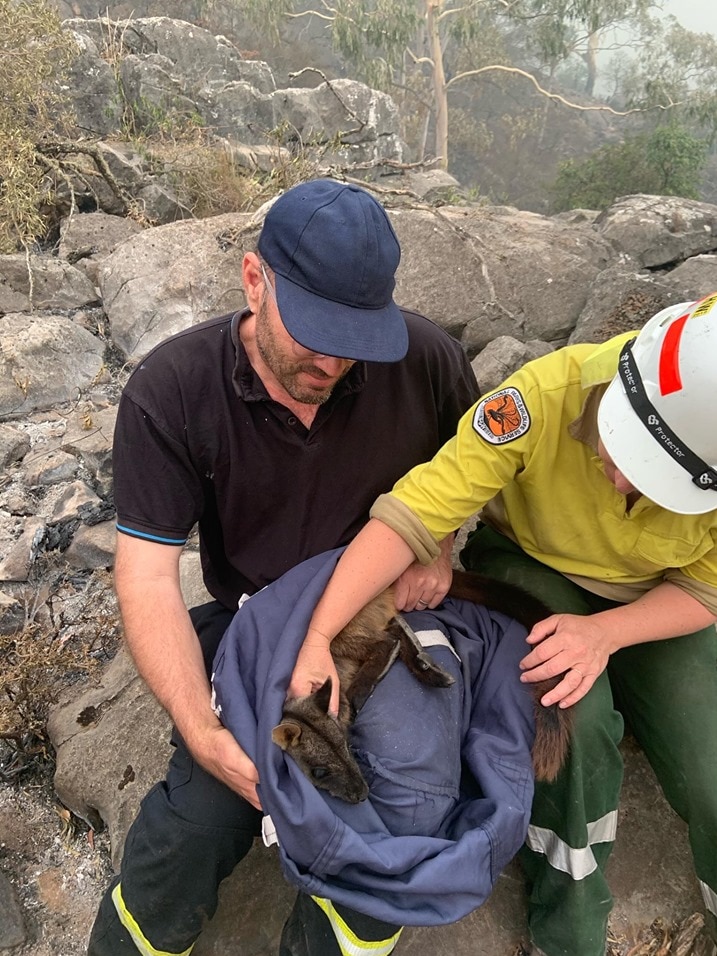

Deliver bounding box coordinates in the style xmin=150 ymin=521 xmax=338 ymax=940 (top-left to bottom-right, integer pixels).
xmin=393 ymin=535 xmax=454 ymax=611
xmin=287 ymin=631 xmax=341 ymax=714
xmin=519 ymin=613 xmax=615 ymax=708
xmin=193 ymin=724 xmax=262 ymax=810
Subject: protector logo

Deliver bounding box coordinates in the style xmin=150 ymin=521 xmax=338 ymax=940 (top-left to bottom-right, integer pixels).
xmin=473 ymin=387 xmax=530 ymax=444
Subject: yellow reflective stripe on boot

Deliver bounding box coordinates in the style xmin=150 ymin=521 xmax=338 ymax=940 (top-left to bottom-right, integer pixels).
xmin=111 ymin=882 xmax=194 ymax=956
xmin=311 ymin=896 xmax=402 ymax=956
xmin=526 ymin=810 xmax=618 ymax=881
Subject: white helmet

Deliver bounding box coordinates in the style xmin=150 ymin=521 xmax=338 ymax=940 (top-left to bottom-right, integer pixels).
xmin=598 ymin=293 xmax=717 ymax=515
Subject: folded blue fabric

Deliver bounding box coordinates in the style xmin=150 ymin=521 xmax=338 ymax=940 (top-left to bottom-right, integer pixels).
xmin=211 ymin=548 xmax=535 ymax=926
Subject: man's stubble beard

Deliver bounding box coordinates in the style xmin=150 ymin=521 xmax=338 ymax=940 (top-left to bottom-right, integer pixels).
xmin=255 ymin=301 xmax=348 ymax=406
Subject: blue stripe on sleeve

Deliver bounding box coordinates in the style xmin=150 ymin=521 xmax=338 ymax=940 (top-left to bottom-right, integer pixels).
xmin=116 ymin=524 xmax=188 ymax=545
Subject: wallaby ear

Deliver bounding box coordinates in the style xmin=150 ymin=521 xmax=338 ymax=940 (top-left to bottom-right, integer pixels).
xmin=272 ymin=720 xmax=302 ymax=750
xmin=313 ymin=677 xmax=332 ymax=714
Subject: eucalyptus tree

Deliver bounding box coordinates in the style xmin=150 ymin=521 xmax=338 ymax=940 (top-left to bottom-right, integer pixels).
xmin=508 ymin=0 xmax=658 ymax=95
xmin=617 ymin=16 xmax=717 ymax=148
xmin=243 ymin=0 xmax=665 ymax=170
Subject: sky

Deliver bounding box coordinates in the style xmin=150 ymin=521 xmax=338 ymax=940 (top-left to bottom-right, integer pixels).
xmin=660 ymin=0 xmax=717 ymax=38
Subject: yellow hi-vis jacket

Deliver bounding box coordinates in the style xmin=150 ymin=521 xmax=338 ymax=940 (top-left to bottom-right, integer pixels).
xmin=371 ymin=333 xmax=717 ymax=613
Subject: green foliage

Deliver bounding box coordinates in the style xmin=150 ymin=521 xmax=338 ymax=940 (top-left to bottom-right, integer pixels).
xmin=507 ymin=0 xmax=657 ymax=89
xmin=550 ymin=124 xmax=708 ymax=212
xmin=618 ymin=18 xmax=717 ymax=148
xmin=0 ymin=0 xmax=78 ymax=252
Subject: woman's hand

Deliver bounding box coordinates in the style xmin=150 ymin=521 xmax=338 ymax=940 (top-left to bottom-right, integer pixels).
xmin=393 ymin=536 xmax=454 ymax=611
xmin=287 ymin=630 xmax=341 ymax=714
xmin=519 ymin=612 xmax=616 ymax=708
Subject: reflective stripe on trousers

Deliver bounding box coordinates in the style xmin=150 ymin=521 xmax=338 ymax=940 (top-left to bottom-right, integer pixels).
xmin=526 ymin=811 xmax=618 ymax=881
xmin=311 ymin=897 xmax=403 ymax=956
xmin=112 ymin=883 xmax=194 ymax=956
xmin=703 ymin=881 xmax=717 ymax=920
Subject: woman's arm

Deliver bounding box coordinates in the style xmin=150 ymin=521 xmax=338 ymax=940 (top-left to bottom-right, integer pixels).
xmin=287 ymin=519 xmax=416 ymax=711
xmin=520 ymin=580 xmax=717 ymax=709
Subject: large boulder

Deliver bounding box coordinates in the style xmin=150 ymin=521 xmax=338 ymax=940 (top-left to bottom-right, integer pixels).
xmin=0 ymin=315 xmax=106 ymax=420
xmin=595 ymin=194 xmax=717 ymax=268
xmin=99 ymin=211 xmax=255 ymax=360
xmin=0 ymin=255 xmax=99 ymax=314
xmin=391 ymin=203 xmax=612 ymax=349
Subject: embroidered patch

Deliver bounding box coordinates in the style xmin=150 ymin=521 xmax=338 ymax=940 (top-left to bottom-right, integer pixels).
xmin=473 ymin=387 xmax=530 ymax=444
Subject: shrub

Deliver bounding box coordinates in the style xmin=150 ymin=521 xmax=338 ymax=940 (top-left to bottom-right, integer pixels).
xmin=0 ymin=0 xmax=79 ymax=252
xmin=550 ymin=124 xmax=708 ymax=212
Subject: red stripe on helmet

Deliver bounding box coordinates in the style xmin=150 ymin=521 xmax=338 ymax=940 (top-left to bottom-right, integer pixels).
xmin=658 ymin=313 xmax=689 ymax=395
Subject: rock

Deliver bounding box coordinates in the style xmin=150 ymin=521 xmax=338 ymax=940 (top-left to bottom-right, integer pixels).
xmin=63 ymin=28 xmax=124 ymax=137
xmin=99 ymin=211 xmax=254 ymax=361
xmin=663 ymin=254 xmax=717 ymax=303
xmin=59 ymin=212 xmax=144 ymax=266
xmin=400 ymin=168 xmax=466 ymax=204
xmin=0 ymin=315 xmax=106 ymax=420
xmin=48 ymin=646 xmax=173 ymax=864
xmin=50 ymin=481 xmax=102 ymax=524
xmin=0 ymin=590 xmax=25 ymax=635
xmin=270 ymin=79 xmax=406 ymax=165
xmin=595 ymin=195 xmax=717 ymax=269
xmin=471 ymin=336 xmax=553 ymax=394
xmin=0 ymin=425 xmax=30 ymax=469
xmin=63 ymin=520 xmax=116 ymax=570
xmin=0 ymin=869 xmax=26 ymax=949
xmin=569 ymin=262 xmax=678 ymax=344
xmin=0 ymin=519 xmax=45 ymax=583
xmin=391 ymin=204 xmax=612 ymax=347
xmin=0 ymin=255 xmax=98 ymax=314
xmin=23 ymin=450 xmax=80 ymax=489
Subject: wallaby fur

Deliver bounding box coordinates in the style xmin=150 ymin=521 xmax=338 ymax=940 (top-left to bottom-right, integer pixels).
xmin=272 ymin=570 xmax=571 ymax=803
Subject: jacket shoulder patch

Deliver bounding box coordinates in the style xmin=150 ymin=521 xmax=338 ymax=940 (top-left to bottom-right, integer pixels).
xmin=473 ymin=387 xmax=530 ymax=444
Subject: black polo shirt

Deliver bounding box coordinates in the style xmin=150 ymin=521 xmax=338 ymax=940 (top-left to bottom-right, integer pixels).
xmin=113 ymin=308 xmax=478 ymax=609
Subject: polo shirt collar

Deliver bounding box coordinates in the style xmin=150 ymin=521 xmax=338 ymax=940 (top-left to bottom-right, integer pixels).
xmin=230 ymin=309 xmax=367 ymax=403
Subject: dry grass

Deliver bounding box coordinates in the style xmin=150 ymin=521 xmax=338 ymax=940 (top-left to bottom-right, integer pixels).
xmin=0 ymin=565 xmax=120 ymax=778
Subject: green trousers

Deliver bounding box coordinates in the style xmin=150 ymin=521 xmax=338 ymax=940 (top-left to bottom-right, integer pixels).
xmin=461 ymin=525 xmax=717 ymax=956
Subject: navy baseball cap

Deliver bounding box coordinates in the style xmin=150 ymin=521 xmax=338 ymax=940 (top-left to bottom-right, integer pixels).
xmin=257 ymin=178 xmax=408 ymax=362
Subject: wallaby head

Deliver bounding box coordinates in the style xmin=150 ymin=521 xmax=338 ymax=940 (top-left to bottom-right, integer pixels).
xmin=272 ymin=572 xmax=572 ymax=807
xmin=271 ymin=677 xmax=369 ymax=803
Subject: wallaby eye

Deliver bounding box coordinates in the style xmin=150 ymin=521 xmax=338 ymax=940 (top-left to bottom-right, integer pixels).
xmin=311 ymin=767 xmax=330 ymax=780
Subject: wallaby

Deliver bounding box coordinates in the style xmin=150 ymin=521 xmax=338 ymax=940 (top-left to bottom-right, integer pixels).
xmin=272 ymin=570 xmax=572 ymax=803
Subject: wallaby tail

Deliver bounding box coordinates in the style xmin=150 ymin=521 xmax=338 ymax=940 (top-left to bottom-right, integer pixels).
xmin=449 ymin=568 xmax=552 ymax=629
xmin=530 ymin=679 xmax=572 ymax=782
xmin=448 ymin=567 xmax=572 ymax=782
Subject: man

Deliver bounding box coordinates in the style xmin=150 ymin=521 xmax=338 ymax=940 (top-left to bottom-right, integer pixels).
xmin=293 ymin=295 xmax=717 ymax=955
xmin=87 ymin=178 xmax=478 ymax=956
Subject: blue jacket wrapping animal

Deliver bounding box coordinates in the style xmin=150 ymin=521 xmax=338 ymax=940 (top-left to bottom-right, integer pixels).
xmin=211 ymin=547 xmax=536 ymax=926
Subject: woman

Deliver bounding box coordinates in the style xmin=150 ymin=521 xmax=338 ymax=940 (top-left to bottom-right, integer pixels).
xmin=289 ymin=295 xmax=717 ymax=956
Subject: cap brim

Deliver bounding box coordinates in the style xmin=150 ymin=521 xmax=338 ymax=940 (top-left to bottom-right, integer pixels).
xmin=273 ymin=274 xmax=408 ymax=363
xmin=598 ymin=376 xmax=715 ymax=515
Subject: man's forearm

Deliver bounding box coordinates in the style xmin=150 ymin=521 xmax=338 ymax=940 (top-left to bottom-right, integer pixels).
xmin=117 ymin=572 xmax=222 ymax=753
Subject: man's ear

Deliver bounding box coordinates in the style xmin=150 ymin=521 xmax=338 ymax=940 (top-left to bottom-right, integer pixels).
xmin=242 ymin=252 xmax=264 ymax=313
xmin=272 ymin=720 xmax=302 ymax=750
